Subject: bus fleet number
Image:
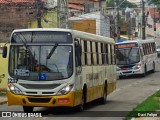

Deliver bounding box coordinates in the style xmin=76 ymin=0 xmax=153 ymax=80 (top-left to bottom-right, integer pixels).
xmin=8 ymin=79 xmax=18 ymax=83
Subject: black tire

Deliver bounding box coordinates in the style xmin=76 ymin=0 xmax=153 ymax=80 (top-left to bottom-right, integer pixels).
xmin=77 ymin=91 xmax=86 ymax=112
xmin=23 ymin=106 xmax=34 ymax=113
xmin=151 ymin=62 xmax=155 ymax=73
xmin=99 ymin=84 xmax=107 ymax=104
xmin=142 ymin=65 xmax=147 ymax=77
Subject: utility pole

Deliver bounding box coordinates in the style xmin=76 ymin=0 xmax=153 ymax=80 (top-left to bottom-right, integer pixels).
xmin=114 ymin=0 xmax=120 ymax=41
xmin=99 ymin=0 xmax=102 ymax=12
xmin=117 ymin=0 xmax=120 ymax=39
xmin=142 ymin=0 xmax=145 ymax=39
xmin=57 ymin=0 xmax=68 ymax=28
xmin=36 ymin=0 xmax=42 ymax=28
xmin=57 ymin=0 xmax=60 ymax=28
xmin=154 ymin=5 xmax=156 ymax=38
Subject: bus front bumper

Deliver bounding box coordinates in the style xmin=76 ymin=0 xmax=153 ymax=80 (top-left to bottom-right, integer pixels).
xmin=7 ymin=91 xmax=75 ymax=107
xmin=117 ymin=69 xmax=142 ymax=77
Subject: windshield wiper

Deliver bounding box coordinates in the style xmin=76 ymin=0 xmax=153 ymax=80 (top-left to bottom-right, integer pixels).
xmin=128 ymin=47 xmax=133 ymax=57
xmin=47 ymin=43 xmax=58 ymax=59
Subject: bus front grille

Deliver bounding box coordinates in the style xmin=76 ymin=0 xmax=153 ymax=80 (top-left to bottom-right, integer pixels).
xmin=28 ymin=98 xmax=51 ymax=103
xmin=20 ymin=83 xmax=61 ymax=90
xmin=122 ymin=71 xmax=132 ymax=73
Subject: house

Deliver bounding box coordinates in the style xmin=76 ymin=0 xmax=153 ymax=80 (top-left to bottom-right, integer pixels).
xmin=146 ymin=7 xmax=160 ymax=37
xmin=68 ymin=0 xmax=106 ymax=17
xmin=69 ymin=12 xmax=111 ymax=37
xmin=28 ymin=0 xmax=58 ymax=28
xmin=0 ymin=0 xmax=44 ymax=41
xmin=29 ymin=0 xmax=68 ymax=29
xmin=0 ymin=0 xmax=66 ymax=41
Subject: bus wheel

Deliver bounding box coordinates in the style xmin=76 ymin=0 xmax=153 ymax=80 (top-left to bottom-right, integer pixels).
xmin=99 ymin=84 xmax=107 ymax=104
xmin=142 ymin=65 xmax=147 ymax=77
xmin=23 ymin=106 xmax=34 ymax=113
xmin=77 ymin=93 xmax=85 ymax=112
xmin=151 ymin=62 xmax=155 ymax=73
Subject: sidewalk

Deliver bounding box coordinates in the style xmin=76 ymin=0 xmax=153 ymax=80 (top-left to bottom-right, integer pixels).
xmin=132 ymin=117 xmax=160 ymax=120
xmin=0 ymin=96 xmax=7 ymax=105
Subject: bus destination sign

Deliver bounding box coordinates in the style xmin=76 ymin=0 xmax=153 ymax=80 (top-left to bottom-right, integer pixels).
xmin=116 ymin=43 xmax=138 ymax=49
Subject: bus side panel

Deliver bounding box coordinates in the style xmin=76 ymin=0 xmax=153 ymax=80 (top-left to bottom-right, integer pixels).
xmin=107 ymin=65 xmax=116 ymax=95
xmin=84 ymin=66 xmax=93 ymax=103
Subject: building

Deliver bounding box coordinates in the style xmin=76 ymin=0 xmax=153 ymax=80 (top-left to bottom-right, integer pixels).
xmin=68 ymin=0 xmax=106 ymax=17
xmin=146 ymin=7 xmax=160 ymax=37
xmin=0 ymin=0 xmax=39 ymax=41
xmin=69 ymin=12 xmax=111 ymax=37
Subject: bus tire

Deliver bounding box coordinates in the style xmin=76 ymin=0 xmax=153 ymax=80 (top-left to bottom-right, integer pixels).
xmin=77 ymin=87 xmax=87 ymax=112
xmin=23 ymin=106 xmax=34 ymax=113
xmin=151 ymin=62 xmax=155 ymax=73
xmin=142 ymin=65 xmax=147 ymax=77
xmin=99 ymin=83 xmax=107 ymax=104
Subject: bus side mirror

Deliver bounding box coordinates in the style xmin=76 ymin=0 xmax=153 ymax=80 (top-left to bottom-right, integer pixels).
xmin=2 ymin=46 xmax=7 ymax=58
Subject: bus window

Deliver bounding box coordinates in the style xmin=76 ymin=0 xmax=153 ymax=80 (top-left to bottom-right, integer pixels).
xmin=87 ymin=41 xmax=91 ymax=65
xmin=81 ymin=40 xmax=85 ymax=66
xmin=90 ymin=41 xmax=94 ymax=65
xmin=92 ymin=42 xmax=97 ymax=65
xmin=98 ymin=43 xmax=102 ymax=65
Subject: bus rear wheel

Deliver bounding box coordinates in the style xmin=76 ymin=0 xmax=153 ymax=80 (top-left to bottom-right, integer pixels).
xmin=23 ymin=106 xmax=34 ymax=113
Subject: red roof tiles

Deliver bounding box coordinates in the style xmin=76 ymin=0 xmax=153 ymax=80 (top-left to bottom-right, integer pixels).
xmin=0 ymin=0 xmax=45 ymax=4
xmin=68 ymin=4 xmax=84 ymax=11
xmin=69 ymin=0 xmax=99 ymax=5
xmin=148 ymin=8 xmax=160 ymax=19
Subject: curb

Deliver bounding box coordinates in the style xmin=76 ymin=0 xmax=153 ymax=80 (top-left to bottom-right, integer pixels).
xmin=0 ymin=96 xmax=7 ymax=105
xmin=0 ymin=100 xmax=7 ymax=105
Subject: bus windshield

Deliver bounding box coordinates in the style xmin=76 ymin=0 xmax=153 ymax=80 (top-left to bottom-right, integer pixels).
xmin=9 ymin=45 xmax=73 ymax=81
xmin=116 ymin=47 xmax=140 ymax=65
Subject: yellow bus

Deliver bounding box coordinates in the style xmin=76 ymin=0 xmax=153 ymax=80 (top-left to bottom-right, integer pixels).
xmin=2 ymin=28 xmax=116 ymax=112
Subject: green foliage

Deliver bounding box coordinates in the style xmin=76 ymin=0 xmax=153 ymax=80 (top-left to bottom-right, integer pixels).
xmin=107 ymin=0 xmax=137 ymax=8
xmin=0 ymin=88 xmax=6 ymax=96
xmin=125 ymin=90 xmax=160 ymax=120
xmin=147 ymin=0 xmax=160 ymax=5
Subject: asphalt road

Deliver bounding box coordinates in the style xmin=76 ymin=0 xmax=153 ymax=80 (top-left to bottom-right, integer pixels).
xmin=0 ymin=59 xmax=160 ymax=120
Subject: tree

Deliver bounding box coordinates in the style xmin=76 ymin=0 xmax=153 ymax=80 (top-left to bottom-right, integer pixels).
xmin=147 ymin=0 xmax=160 ymax=13
xmin=147 ymin=0 xmax=160 ymax=5
xmin=107 ymin=0 xmax=137 ymax=8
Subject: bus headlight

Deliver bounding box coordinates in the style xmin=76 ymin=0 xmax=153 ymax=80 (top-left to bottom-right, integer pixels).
xmin=116 ymin=66 xmax=121 ymax=71
xmin=8 ymin=84 xmax=23 ymax=95
xmin=57 ymin=84 xmax=74 ymax=95
xmin=134 ymin=64 xmax=141 ymax=69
